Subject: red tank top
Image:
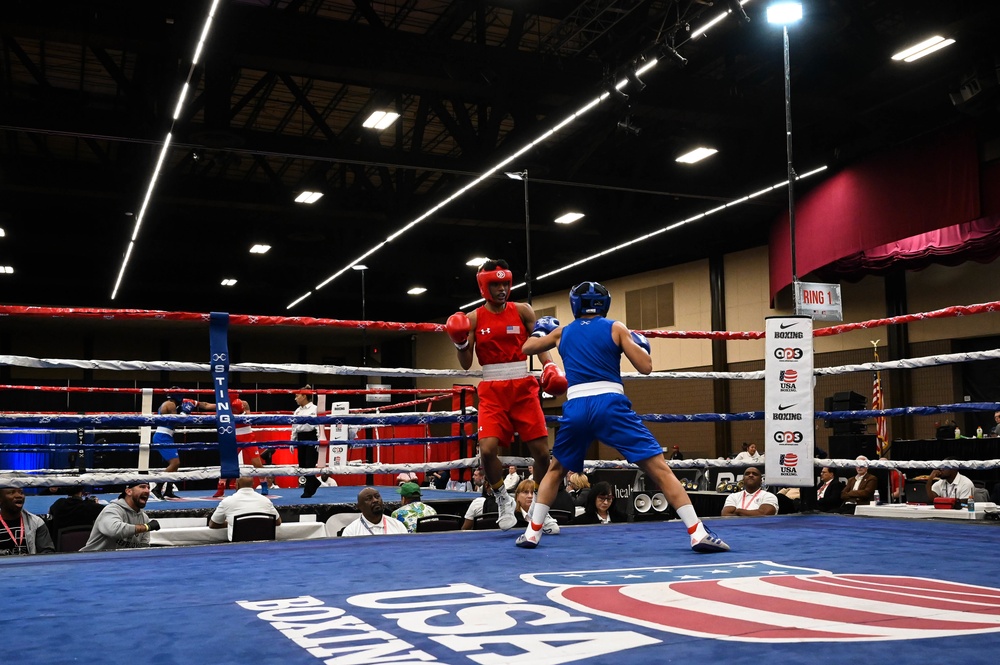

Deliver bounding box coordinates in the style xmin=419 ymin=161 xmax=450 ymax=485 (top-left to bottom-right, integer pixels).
xmin=474 ymin=303 xmax=528 ymax=365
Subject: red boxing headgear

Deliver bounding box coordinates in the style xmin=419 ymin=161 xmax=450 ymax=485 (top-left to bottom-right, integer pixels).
xmin=477 ymin=268 xmax=513 ymax=303
xmin=229 ymin=390 xmax=244 ymax=414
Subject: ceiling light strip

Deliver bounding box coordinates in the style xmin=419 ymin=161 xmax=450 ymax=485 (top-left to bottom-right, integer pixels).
xmin=533 ymin=165 xmax=826 ymax=283
xmin=903 ymin=39 xmax=955 ymax=62
xmin=112 ymin=0 xmax=221 ymax=301
xmin=289 ymin=2 xmax=757 ymax=310
xmin=294 ymin=72 xmax=660 ymax=309
xmin=691 ymin=0 xmax=753 ymax=39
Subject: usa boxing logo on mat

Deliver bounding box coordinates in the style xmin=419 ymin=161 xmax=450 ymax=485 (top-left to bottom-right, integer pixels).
xmin=523 ymin=560 xmax=1000 ymax=642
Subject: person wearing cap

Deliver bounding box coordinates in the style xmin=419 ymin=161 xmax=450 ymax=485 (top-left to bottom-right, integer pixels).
xmin=80 ymin=481 xmax=160 ymax=551
xmin=152 ymin=387 xmax=214 ymax=500
xmin=926 ymin=459 xmax=976 ymax=500
xmin=341 ymin=488 xmax=408 ymax=537
xmin=209 ymin=477 xmax=282 ymax=540
xmin=390 ymin=482 xmax=438 ymax=533
xmin=670 ymin=445 xmax=684 ymax=461
xmin=839 ymin=456 xmax=878 ymax=514
xmin=291 ymin=385 xmax=321 ymax=498
xmin=0 ymin=487 xmax=54 ymax=555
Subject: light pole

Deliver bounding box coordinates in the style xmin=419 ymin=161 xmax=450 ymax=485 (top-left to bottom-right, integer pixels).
xmin=504 ymin=170 xmax=532 ymax=304
xmin=353 ymin=264 xmax=368 ymax=366
xmin=767 ymin=2 xmax=803 ymax=285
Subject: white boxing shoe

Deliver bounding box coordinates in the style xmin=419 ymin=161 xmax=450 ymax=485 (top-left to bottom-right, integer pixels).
xmin=516 ymin=532 xmax=540 ymax=549
xmin=496 ymin=487 xmax=517 ymax=531
xmin=690 ymin=523 xmax=730 ymax=553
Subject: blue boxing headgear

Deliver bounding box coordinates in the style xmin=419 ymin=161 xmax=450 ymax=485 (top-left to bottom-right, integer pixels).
xmin=570 ymin=281 xmax=611 ymax=318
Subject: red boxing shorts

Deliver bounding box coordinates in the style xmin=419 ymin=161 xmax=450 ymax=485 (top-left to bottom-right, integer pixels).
xmin=476 ymin=376 xmax=548 ymax=445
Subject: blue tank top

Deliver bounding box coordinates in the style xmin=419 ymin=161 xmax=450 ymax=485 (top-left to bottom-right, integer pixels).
xmin=559 ymin=317 xmax=622 ymax=386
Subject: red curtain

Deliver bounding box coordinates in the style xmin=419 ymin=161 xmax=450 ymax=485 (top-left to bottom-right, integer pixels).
xmin=826 ymin=215 xmax=1000 ymax=276
xmin=770 ymin=128 xmax=980 ymax=301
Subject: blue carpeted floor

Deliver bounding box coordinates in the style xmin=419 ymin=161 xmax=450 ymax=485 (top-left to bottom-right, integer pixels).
xmin=4 ymin=514 xmax=999 ymax=664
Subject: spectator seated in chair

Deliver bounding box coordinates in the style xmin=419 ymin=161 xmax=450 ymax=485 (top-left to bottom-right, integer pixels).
xmin=341 ymin=488 xmax=408 ymax=537
xmin=839 ymin=456 xmax=878 ymax=514
xmin=47 ymin=486 xmax=103 ymax=545
xmin=390 ymin=482 xmax=437 ymax=533
xmin=1 ymin=487 xmax=54 ymax=555
xmin=814 ymin=466 xmax=844 ymax=513
xmin=721 ymin=468 xmax=778 ymax=516
xmin=573 ymin=481 xmax=623 ymax=525
xmin=209 ymin=477 xmax=281 ymax=540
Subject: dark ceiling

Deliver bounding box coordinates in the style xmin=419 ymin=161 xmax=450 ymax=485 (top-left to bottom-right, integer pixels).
xmin=2 ymin=0 xmax=999 ymax=326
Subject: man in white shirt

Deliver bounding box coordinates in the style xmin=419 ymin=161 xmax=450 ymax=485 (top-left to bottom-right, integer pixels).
xmin=341 ymin=487 xmax=408 ymax=537
xmin=926 ymin=460 xmax=976 ymax=500
xmin=721 ymin=467 xmax=778 ymax=516
xmin=503 ymin=465 xmax=522 ymax=492
xmin=209 ymin=477 xmax=281 ymax=540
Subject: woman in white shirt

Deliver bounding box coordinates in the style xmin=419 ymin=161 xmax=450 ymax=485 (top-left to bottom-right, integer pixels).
xmin=733 ymin=442 xmax=762 ymax=464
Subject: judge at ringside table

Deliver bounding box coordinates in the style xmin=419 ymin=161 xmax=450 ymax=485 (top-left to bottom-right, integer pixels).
xmin=721 ymin=467 xmax=779 ymax=516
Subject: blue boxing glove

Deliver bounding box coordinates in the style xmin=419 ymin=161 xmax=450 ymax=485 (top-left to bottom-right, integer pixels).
xmin=180 ymin=399 xmax=197 ymax=414
xmin=630 ymin=331 xmax=651 ymax=355
xmin=531 ymin=316 xmax=561 ymax=338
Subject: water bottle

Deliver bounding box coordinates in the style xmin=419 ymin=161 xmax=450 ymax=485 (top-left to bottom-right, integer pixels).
xmin=874 ymin=489 xmax=881 ymax=505
xmin=954 ymin=426 xmax=961 ymax=439
xmin=977 ymin=426 xmax=983 ymax=439
xmin=968 ymin=497 xmax=975 ymax=513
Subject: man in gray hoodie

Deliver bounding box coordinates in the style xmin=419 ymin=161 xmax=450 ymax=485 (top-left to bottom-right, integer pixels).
xmin=0 ymin=487 xmax=54 ymax=555
xmin=80 ymin=481 xmax=160 ymax=551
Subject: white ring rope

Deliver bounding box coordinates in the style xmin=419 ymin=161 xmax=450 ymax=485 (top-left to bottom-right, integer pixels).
xmin=5 ymin=347 xmax=999 ymax=382
xmin=628 ymin=348 xmax=1000 ymax=381
xmin=0 ymin=355 xmax=479 ymax=378
xmin=4 ymin=456 xmax=999 ymax=488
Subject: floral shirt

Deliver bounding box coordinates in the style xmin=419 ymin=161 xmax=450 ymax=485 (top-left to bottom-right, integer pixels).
xmin=390 ymin=502 xmax=438 ymax=533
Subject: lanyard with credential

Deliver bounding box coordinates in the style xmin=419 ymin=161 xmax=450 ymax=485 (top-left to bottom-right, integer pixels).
xmin=0 ymin=513 xmax=24 ymax=548
xmin=740 ymin=490 xmax=762 ymax=510
xmin=361 ymin=517 xmax=387 ymax=535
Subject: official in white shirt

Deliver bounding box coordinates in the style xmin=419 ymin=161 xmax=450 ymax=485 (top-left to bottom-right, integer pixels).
xmin=209 ymin=477 xmax=281 ymax=540
xmin=926 ymin=460 xmax=976 ymax=501
xmin=292 ymin=385 xmax=321 ymax=498
xmin=342 ymin=487 xmax=408 ymax=537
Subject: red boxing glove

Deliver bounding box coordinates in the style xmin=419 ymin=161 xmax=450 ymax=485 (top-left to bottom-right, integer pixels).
xmin=231 ymin=399 xmax=246 ymax=415
xmin=541 ymin=362 xmax=568 ymax=396
xmin=180 ymin=398 xmax=197 ymax=414
xmin=446 ymin=312 xmax=471 ymax=350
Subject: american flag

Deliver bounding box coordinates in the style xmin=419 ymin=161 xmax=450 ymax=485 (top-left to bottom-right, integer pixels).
xmin=525 ymin=561 xmax=1000 ymax=642
xmin=872 ymin=346 xmax=887 ymax=456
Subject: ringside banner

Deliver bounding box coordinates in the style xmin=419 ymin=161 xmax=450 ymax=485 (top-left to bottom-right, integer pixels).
xmin=764 ymin=316 xmax=814 ymax=487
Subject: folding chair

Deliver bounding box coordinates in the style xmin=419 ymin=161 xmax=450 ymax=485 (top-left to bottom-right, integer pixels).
xmin=415 ymin=514 xmax=464 ymax=533
xmin=56 ymin=525 xmax=93 ymax=552
xmin=472 ymin=513 xmax=499 ymax=530
xmin=231 ymin=512 xmax=278 ymax=542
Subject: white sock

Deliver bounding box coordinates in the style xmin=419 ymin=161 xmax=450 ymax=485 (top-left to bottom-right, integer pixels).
xmin=676 ymin=504 xmax=700 ymax=531
xmin=530 ymin=503 xmax=550 ymax=529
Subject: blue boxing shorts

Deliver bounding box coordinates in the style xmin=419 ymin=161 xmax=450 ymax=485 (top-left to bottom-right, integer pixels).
xmin=152 ymin=431 xmax=179 ymax=462
xmin=552 ymin=392 xmax=663 ymax=473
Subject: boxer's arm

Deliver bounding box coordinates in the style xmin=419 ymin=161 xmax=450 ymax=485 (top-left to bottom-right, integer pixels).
xmin=519 ymin=303 xmax=555 ymax=364
xmin=614 ymin=321 xmax=652 ymax=374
